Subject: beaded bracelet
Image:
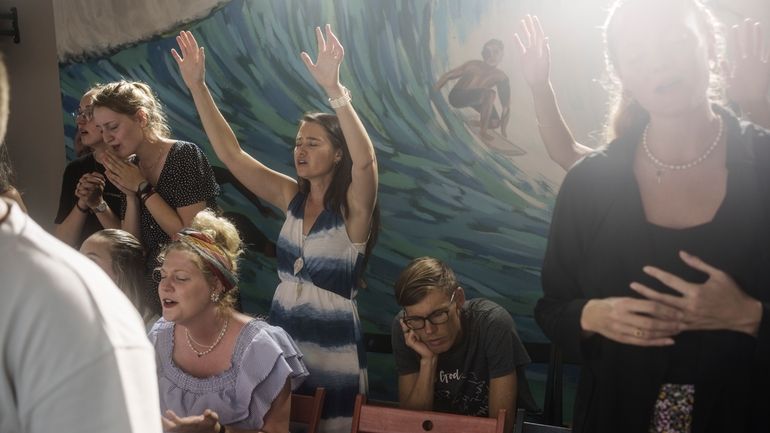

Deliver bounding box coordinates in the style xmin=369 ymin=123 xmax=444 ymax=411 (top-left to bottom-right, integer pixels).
xmin=328 ymin=86 xmax=351 ymax=109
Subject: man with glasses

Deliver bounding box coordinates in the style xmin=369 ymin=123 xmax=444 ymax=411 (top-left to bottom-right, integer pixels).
xmin=391 ymin=257 xmax=537 ymax=432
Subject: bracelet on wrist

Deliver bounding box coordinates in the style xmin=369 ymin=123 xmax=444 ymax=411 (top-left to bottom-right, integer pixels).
xmin=75 ymin=201 xmax=90 ymax=213
xmin=140 ymin=187 xmax=156 ymax=205
xmin=328 ymin=86 xmax=351 ymax=109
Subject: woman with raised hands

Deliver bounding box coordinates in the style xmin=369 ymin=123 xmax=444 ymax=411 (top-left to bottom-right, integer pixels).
xmin=150 ymin=209 xmax=307 ymax=433
xmin=172 ymin=26 xmax=379 ymax=432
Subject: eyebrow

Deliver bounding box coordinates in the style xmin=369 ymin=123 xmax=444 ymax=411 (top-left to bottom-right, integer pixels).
xmin=404 ymin=305 xmax=451 ymax=319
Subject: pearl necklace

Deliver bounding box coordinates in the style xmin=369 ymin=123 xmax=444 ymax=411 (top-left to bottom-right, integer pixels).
xmin=185 ymin=317 xmax=229 ymax=357
xmin=642 ymin=115 xmax=723 ymax=184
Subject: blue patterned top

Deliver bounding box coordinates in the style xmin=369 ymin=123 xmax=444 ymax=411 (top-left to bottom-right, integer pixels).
xmin=149 ymin=318 xmax=308 ymax=430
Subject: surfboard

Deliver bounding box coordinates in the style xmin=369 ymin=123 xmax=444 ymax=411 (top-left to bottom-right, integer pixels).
xmin=464 ymin=118 xmax=526 ymax=156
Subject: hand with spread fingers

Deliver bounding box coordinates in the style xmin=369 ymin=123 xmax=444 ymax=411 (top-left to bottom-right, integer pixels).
xmin=727 ymin=19 xmax=770 ymax=108
xmin=580 ymin=296 xmax=684 ymax=347
xmin=102 ymin=152 xmax=147 ymax=196
xmin=300 ymin=24 xmax=345 ymax=95
xmin=630 ymin=250 xmax=764 ymax=336
xmin=171 ymin=30 xmax=206 ymax=90
xmin=515 ymin=14 xmax=551 ymax=91
xmin=399 ymin=319 xmax=436 ymax=360
xmin=161 ymin=408 xmax=221 ymax=433
xmin=75 ymin=172 xmax=106 ymax=209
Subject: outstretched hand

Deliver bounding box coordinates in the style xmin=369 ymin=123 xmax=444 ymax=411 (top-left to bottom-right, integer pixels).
xmin=171 ymin=31 xmax=206 ymax=90
xmin=727 ymin=19 xmax=770 ymax=106
xmin=301 ymin=24 xmax=344 ymax=94
xmin=630 ymin=251 xmax=762 ymax=336
xmin=161 ymin=409 xmax=221 ymax=433
xmin=514 ymin=14 xmax=551 ymax=89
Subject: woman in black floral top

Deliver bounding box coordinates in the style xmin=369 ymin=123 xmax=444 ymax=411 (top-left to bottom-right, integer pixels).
xmin=93 ymin=81 xmax=219 ymax=314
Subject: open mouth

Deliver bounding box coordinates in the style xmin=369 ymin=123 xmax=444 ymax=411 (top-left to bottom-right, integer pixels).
xmin=162 ymin=298 xmax=178 ymax=308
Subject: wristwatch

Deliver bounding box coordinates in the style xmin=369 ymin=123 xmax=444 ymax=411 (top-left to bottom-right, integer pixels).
xmin=93 ymin=200 xmax=108 ymax=214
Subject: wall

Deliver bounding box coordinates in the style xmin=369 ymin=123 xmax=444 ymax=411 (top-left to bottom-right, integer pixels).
xmin=0 ymin=0 xmax=64 ymax=229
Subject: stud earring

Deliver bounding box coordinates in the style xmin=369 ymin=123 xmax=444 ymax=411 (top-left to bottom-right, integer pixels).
xmin=210 ymin=291 xmax=220 ymax=303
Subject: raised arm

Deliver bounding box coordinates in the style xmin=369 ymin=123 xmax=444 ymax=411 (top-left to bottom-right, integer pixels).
xmin=728 ymin=19 xmax=770 ymax=129
xmin=172 ymin=31 xmax=298 ymax=213
xmin=515 ymin=15 xmax=591 ymax=170
xmin=301 ymin=25 xmax=378 ymax=243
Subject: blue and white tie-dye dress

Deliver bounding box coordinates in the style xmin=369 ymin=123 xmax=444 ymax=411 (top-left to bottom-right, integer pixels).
xmin=270 ymin=192 xmax=368 ymax=433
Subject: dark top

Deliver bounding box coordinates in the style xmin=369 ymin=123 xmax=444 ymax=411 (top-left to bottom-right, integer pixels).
xmin=535 ymin=107 xmax=770 ymax=433
xmin=392 ymin=298 xmax=538 ymax=416
xmin=54 ymin=152 xmax=123 ymax=247
xmin=121 ymin=141 xmax=219 ymax=313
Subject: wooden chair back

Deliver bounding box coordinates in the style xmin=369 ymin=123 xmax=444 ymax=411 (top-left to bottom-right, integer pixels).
xmin=351 ymin=394 xmax=506 ymax=433
xmin=290 ymin=387 xmax=326 ymax=433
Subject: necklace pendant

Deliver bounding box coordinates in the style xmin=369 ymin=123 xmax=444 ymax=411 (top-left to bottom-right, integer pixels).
xmin=293 ymin=257 xmax=304 ymax=275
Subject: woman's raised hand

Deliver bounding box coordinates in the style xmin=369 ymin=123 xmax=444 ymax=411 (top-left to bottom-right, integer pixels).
xmin=75 ymin=172 xmax=106 ymax=208
xmin=301 ymin=24 xmax=344 ymax=93
xmin=515 ymin=15 xmax=551 ymax=90
xmin=727 ymin=19 xmax=770 ymax=107
xmin=172 ymin=31 xmax=206 ymax=90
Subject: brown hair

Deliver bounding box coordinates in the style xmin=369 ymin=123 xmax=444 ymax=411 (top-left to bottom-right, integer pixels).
xmin=91 ymin=80 xmax=171 ymax=140
xmin=602 ymin=0 xmax=726 ymax=141
xmin=297 ymin=112 xmax=380 ymax=285
xmin=482 ymin=39 xmax=504 ymax=60
xmin=394 ymin=257 xmax=457 ymax=307
xmin=90 ymin=229 xmax=148 ymax=319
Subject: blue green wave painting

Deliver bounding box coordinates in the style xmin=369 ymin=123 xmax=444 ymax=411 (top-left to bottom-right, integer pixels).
xmin=59 ymin=0 xmax=558 ymax=401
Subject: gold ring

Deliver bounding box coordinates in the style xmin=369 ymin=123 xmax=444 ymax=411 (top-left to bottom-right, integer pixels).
xmin=634 ymin=328 xmax=644 ymax=338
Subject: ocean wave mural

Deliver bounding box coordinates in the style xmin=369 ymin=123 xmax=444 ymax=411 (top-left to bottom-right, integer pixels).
xmin=59 ymin=0 xmax=574 ymax=401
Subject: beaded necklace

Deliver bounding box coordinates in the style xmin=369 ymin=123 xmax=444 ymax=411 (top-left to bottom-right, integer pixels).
xmin=642 ymin=116 xmax=723 ymax=184
xmin=185 ymin=316 xmax=229 ymax=357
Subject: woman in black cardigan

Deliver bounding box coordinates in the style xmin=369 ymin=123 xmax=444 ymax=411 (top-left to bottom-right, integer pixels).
xmin=535 ymin=1 xmax=770 ymax=432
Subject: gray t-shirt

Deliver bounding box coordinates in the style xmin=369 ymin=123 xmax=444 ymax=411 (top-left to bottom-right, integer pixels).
xmin=391 ymin=298 xmax=537 ymax=416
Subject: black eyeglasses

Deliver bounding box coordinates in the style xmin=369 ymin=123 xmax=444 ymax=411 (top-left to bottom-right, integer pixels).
xmin=402 ymin=290 xmax=457 ymax=330
xmin=71 ymin=105 xmax=93 ymax=122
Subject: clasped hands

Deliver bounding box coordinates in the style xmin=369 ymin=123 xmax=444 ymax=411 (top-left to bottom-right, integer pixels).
xmin=75 ymin=172 xmax=106 ymax=209
xmin=101 ymin=151 xmax=148 ymax=197
xmin=582 ymin=251 xmax=762 ymax=347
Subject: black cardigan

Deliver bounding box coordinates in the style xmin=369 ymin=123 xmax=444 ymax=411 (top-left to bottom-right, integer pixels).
xmin=535 ymin=106 xmax=770 ymax=433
